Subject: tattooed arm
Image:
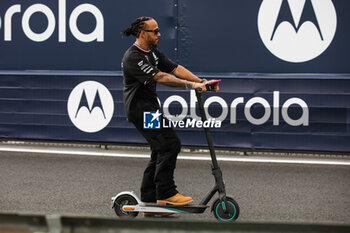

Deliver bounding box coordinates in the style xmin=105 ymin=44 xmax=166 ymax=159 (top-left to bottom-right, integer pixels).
xmin=153 ymin=72 xmax=206 ymax=92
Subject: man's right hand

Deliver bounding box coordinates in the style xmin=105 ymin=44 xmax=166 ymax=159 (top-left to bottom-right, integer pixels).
xmin=192 ymin=82 xmax=207 ymax=93
xmin=192 ymin=80 xmax=220 ymax=93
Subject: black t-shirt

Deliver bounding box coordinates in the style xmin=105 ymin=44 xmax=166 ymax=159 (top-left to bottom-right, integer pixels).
xmin=122 ymin=44 xmax=178 ymax=122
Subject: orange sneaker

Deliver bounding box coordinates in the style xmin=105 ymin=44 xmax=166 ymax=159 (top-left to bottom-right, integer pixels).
xmin=157 ymin=193 xmax=193 ymax=206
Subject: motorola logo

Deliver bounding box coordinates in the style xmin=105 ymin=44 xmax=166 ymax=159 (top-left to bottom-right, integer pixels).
xmin=67 ymin=81 xmax=114 ymax=133
xmin=0 ymin=0 xmax=104 ymax=42
xmin=258 ymin=0 xmax=337 ymax=63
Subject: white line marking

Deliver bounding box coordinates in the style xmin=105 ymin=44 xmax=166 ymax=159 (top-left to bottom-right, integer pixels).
xmin=0 ymin=147 xmax=349 ymax=166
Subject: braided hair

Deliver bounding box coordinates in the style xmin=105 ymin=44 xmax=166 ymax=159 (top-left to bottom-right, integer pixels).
xmin=122 ymin=17 xmax=153 ymax=38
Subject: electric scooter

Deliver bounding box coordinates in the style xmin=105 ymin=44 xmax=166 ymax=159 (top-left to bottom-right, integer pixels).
xmin=111 ymin=81 xmax=240 ymax=222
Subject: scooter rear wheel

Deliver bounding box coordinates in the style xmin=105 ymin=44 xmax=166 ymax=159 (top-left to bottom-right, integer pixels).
xmin=114 ymin=194 xmax=139 ymax=218
xmin=212 ymin=196 xmax=239 ymax=222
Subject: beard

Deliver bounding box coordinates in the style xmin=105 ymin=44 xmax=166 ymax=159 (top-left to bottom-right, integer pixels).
xmin=151 ymin=39 xmax=158 ymax=48
xmin=148 ymin=36 xmax=159 ymax=48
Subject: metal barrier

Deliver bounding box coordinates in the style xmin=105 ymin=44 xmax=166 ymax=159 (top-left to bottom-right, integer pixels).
xmin=1 ymin=213 xmax=349 ymax=233
xmin=0 ymin=214 xmax=47 ymax=233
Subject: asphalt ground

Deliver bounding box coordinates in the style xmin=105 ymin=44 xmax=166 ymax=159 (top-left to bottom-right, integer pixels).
xmin=0 ymin=143 xmax=349 ymax=224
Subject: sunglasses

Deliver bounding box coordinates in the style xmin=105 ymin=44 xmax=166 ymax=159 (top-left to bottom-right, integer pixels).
xmin=143 ymin=28 xmax=160 ymax=35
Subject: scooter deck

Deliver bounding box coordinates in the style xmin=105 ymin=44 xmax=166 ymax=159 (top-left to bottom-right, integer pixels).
xmin=146 ymin=203 xmax=208 ymax=214
xmin=123 ymin=203 xmax=208 ymax=214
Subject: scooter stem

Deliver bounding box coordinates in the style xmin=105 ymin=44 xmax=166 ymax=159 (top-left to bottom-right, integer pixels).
xmin=196 ymin=90 xmax=229 ymax=213
xmin=195 ymin=90 xmax=219 ymax=169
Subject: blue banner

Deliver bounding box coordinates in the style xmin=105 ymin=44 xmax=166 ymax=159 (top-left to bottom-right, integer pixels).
xmin=177 ymin=0 xmax=350 ymax=73
xmin=0 ymin=0 xmax=349 ymax=72
xmin=0 ymin=0 xmax=176 ymax=70
xmin=0 ymin=71 xmax=349 ymax=152
xmin=1 ymin=0 xmax=349 ymax=152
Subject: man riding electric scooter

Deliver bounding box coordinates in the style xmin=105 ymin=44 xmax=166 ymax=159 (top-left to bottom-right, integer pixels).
xmin=121 ymin=16 xmax=219 ymax=217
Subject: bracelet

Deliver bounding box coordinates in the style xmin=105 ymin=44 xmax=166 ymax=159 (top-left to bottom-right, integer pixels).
xmin=200 ymin=79 xmax=207 ymax=83
xmin=188 ymin=81 xmax=193 ymax=89
xmin=185 ymin=80 xmax=194 ymax=89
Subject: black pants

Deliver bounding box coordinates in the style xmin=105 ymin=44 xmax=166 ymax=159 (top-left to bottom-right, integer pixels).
xmin=132 ymin=117 xmax=181 ymax=202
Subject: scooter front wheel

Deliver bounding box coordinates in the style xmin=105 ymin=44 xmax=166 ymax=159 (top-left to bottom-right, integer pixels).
xmin=113 ymin=194 xmax=139 ymax=218
xmin=212 ymin=196 xmax=239 ymax=222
